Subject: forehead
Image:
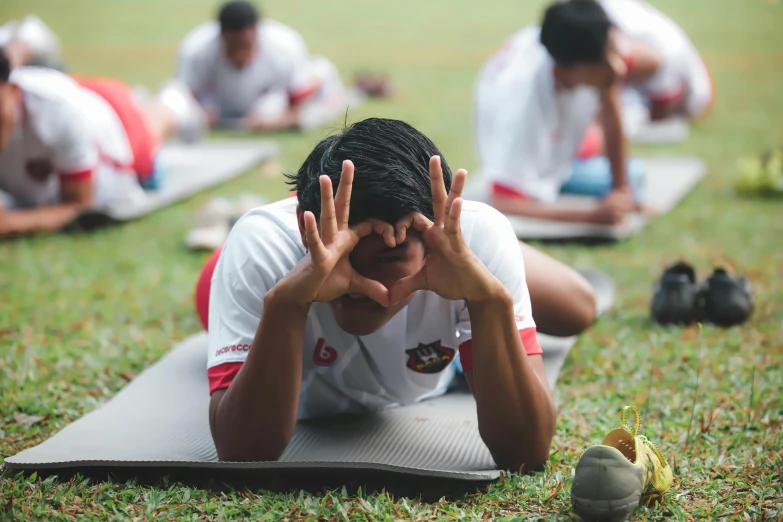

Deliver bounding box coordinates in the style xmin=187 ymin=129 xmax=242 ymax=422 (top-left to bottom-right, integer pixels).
xmin=222 ymin=28 xmax=256 ymax=43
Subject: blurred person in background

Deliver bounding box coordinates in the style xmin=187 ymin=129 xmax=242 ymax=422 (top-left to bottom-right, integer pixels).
xmin=173 ymin=0 xmax=370 ymax=133
xmin=0 ymin=50 xmax=203 ymax=237
xmin=474 ymin=0 xmax=714 ymax=225
xmin=0 ymin=15 xmax=62 ymax=70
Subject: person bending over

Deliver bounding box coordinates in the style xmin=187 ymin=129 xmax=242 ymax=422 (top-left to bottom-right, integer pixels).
xmin=174 ymin=0 xmax=351 ymax=133
xmin=195 ymin=118 xmax=600 ymax=470
xmin=474 ymin=0 xmax=713 ymax=225
xmin=0 ymin=51 xmax=200 ymax=237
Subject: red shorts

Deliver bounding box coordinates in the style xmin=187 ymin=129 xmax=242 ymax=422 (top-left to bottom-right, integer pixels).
xmin=195 ymin=247 xmax=223 ymax=331
xmin=195 ymin=193 xmax=298 ymax=330
xmin=72 ymin=75 xmax=159 ymax=181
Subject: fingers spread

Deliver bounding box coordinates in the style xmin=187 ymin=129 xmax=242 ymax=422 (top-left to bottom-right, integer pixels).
xmin=319 ymin=175 xmax=337 ymax=242
xmin=445 ymin=169 xmax=467 ymax=218
xmin=429 ymin=156 xmax=448 ymax=225
xmin=304 ymin=210 xmax=327 ymax=261
xmin=350 ymin=273 xmax=390 ymax=307
xmin=445 ymin=197 xmax=464 ymax=237
xmin=334 ymin=160 xmax=354 ymax=228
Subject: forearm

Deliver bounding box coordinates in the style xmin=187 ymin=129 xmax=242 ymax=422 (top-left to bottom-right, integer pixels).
xmin=467 ymin=292 xmax=556 ymax=471
xmin=210 ymin=287 xmax=310 ymax=461
xmin=601 ymin=86 xmax=629 ymax=190
xmin=491 ymin=194 xmax=601 ymax=224
xmin=0 ymin=204 xmax=82 ymax=238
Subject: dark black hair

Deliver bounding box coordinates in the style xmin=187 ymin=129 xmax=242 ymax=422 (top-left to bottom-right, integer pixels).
xmin=218 ymin=1 xmax=259 ymax=32
xmin=0 ymin=48 xmax=10 ymax=83
xmin=286 ymin=118 xmax=452 ymax=225
xmin=540 ymin=0 xmax=611 ymax=66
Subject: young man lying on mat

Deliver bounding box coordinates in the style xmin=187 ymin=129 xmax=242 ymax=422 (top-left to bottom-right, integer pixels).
xmin=195 ymin=117 xmax=598 ymax=470
xmin=0 ymin=51 xmax=202 ymax=237
xmin=173 ymin=0 xmax=380 ymax=134
xmin=474 ymin=0 xmax=714 ymax=225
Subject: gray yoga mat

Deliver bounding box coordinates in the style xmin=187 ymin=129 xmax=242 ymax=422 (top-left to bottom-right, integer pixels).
xmin=464 ymin=156 xmax=706 ymax=241
xmin=630 ymin=117 xmax=689 ymax=144
xmin=5 ymin=270 xmax=614 ymax=491
xmin=64 ymin=140 xmax=279 ymax=230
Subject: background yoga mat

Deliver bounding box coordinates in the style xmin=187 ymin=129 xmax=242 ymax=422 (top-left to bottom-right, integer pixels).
xmin=4 ymin=270 xmax=614 ymax=495
xmin=464 ymin=156 xmax=706 ymax=241
xmin=629 ymin=117 xmax=690 ymax=144
xmin=64 ymin=140 xmax=279 ymax=231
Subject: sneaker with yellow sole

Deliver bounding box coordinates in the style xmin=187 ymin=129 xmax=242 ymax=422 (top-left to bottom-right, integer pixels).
xmin=571 ymin=406 xmax=673 ymax=522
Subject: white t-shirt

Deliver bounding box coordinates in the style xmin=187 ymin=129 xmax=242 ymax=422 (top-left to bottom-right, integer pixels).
xmin=176 ymin=19 xmax=318 ymax=119
xmin=0 ymin=67 xmax=143 ymax=209
xmin=474 ymin=26 xmax=601 ymax=203
xmin=602 ymin=0 xmax=713 ymax=116
xmin=207 ymin=198 xmax=541 ymax=420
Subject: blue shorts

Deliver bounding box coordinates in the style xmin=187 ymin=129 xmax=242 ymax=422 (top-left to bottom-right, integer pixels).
xmin=139 ymin=154 xmax=168 ymax=191
xmin=560 ymin=156 xmax=646 ymax=202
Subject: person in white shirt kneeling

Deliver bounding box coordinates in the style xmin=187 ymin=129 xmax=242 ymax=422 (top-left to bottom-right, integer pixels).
xmin=475 ymin=0 xmax=713 ymax=225
xmin=173 ymin=0 xmax=356 ymax=133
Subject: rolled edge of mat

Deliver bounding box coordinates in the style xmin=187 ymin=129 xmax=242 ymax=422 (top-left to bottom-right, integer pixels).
xmin=2 ymin=460 xmax=502 ymax=481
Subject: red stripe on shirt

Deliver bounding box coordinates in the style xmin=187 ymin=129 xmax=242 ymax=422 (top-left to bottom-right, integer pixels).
xmin=208 ymin=362 xmax=243 ymax=394
xmin=58 ymin=168 xmax=94 ymax=182
xmin=491 ymin=182 xmax=530 ymax=200
xmin=458 ymin=327 xmax=542 ymax=370
xmin=648 ymin=86 xmax=685 ymax=105
xmin=289 ymin=82 xmax=319 ymax=105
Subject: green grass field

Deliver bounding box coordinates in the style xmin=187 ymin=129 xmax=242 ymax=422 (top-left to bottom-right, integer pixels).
xmin=1 ymin=0 xmax=782 ymax=519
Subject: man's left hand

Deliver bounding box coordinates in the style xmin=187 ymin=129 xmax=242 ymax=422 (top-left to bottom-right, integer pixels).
xmin=388 ymin=156 xmax=506 ymax=305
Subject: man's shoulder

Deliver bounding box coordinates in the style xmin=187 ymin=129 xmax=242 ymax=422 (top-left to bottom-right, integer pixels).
xmin=226 ymin=197 xmax=304 ymax=262
xmin=480 ymin=28 xmax=550 ymax=104
xmin=11 ymin=67 xmax=74 ymax=99
xmin=258 ymin=19 xmax=307 ymax=55
xmin=460 ymin=200 xmax=514 ymax=240
xmin=179 ymin=21 xmax=220 ymax=58
xmin=11 ymin=67 xmax=82 ymax=123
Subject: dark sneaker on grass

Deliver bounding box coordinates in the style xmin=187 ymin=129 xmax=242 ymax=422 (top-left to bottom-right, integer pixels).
xmin=651 ymin=261 xmax=702 ymax=325
xmin=703 ymin=268 xmax=753 ymax=327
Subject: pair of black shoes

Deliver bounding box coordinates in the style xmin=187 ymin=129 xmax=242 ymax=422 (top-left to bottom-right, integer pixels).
xmin=651 ymin=262 xmax=753 ymax=327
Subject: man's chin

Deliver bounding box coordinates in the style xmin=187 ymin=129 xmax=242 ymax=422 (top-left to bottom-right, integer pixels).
xmin=330 ymin=297 xmax=390 ymax=336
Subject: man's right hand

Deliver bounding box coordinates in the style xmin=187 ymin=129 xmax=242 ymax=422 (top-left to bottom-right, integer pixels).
xmin=591 ymin=188 xmax=638 ymax=224
xmin=275 ymin=160 xmax=393 ymax=307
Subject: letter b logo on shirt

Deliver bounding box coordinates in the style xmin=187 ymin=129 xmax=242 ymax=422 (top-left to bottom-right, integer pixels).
xmin=313 ymin=338 xmax=337 ymax=366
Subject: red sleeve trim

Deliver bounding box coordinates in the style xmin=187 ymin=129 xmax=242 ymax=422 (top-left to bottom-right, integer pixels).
xmin=208 ymin=362 xmax=243 ymax=394
xmin=458 ymin=327 xmax=542 ymax=370
xmin=288 ymin=82 xmax=319 ymax=105
xmin=491 ymin=182 xmax=530 ymax=200
xmin=58 ymin=168 xmax=94 ymax=182
xmin=622 ymin=52 xmax=636 ymax=72
xmin=648 ymin=86 xmax=686 ymax=105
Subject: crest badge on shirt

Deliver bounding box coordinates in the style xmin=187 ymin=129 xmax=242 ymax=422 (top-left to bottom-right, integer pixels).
xmin=406 ymin=341 xmax=455 ymax=374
